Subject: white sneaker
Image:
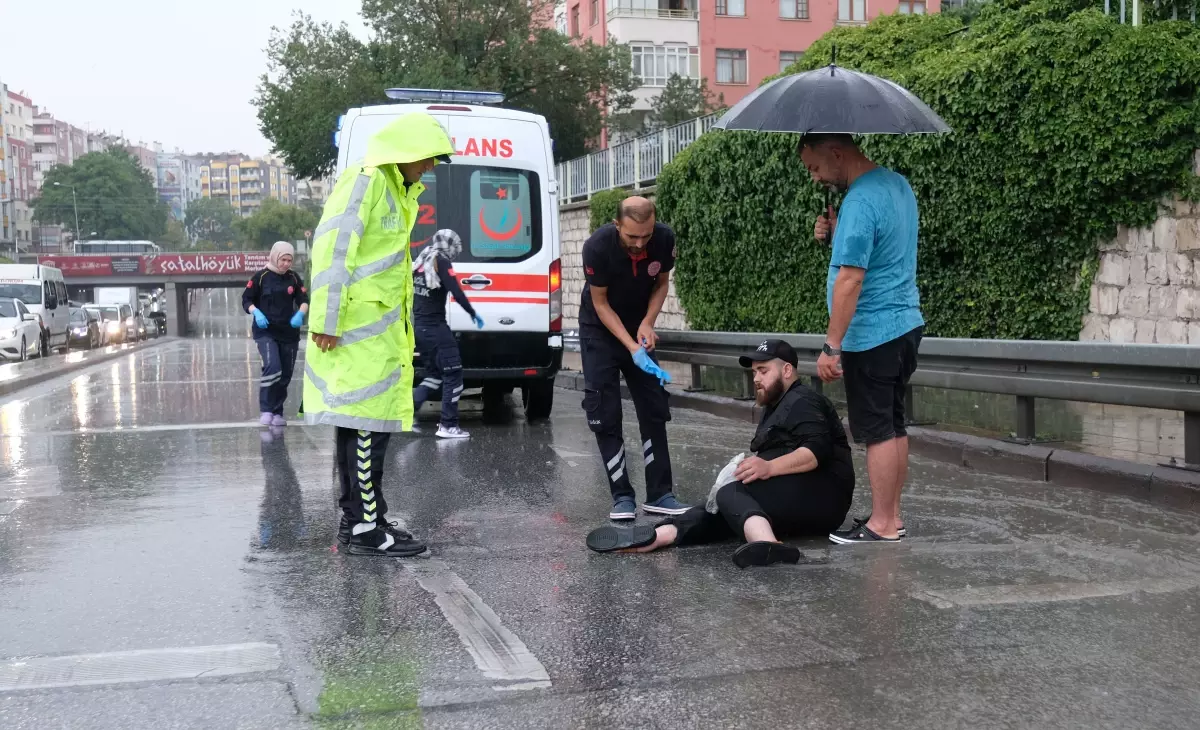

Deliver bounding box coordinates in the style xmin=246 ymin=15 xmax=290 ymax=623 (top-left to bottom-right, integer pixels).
xmin=435 ymin=425 xmax=470 ymax=439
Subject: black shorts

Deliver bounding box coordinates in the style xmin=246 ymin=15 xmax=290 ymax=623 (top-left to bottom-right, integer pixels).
xmin=841 ymin=327 xmax=923 ymax=446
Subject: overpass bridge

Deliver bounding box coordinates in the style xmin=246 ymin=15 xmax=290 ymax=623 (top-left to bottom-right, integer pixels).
xmin=36 ymin=252 xmax=273 ymax=336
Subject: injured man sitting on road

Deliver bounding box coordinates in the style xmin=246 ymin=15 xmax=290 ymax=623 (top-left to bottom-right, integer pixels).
xmin=586 ymin=340 xmax=856 ymax=568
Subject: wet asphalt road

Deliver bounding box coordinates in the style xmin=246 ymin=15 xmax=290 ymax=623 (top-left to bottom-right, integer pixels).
xmin=1 ymin=289 xmax=1199 ymax=729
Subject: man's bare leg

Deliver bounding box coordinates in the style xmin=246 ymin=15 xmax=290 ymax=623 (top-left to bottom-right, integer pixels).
xmin=623 ymin=524 xmax=679 ymax=553
xmin=894 ymin=436 xmax=909 ymax=529
xmin=863 ymin=438 xmax=902 ymax=539
xmin=742 ymin=516 xmax=779 ymax=543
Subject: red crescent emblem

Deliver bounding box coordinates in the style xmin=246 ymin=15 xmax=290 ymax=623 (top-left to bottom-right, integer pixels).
xmin=478 ymin=208 xmax=523 ymax=241
xmin=648 ymin=261 xmax=662 ymax=277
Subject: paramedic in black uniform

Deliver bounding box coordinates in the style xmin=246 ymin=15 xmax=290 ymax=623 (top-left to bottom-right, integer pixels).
xmin=412 ymin=228 xmax=484 ymax=439
xmin=580 ymin=196 xmax=690 ymax=521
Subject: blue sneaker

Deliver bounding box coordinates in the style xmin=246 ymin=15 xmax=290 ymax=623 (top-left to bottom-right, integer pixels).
xmin=642 ymin=494 xmax=691 ymax=516
xmin=609 ymin=497 xmax=637 ymax=521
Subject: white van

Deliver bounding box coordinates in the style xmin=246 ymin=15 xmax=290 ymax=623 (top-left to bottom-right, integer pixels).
xmin=0 ymin=264 xmax=70 ymax=356
xmin=335 ymin=89 xmax=563 ymax=419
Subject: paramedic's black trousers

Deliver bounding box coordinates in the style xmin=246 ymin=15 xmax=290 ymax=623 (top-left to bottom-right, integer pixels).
xmin=663 ymin=471 xmax=854 ymax=544
xmin=335 ymin=427 xmax=392 ymax=524
xmin=412 ymin=321 xmax=464 ymax=428
xmin=580 ymin=332 xmax=673 ymax=503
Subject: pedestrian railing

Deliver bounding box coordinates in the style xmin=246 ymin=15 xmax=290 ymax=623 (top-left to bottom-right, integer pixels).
xmin=556 ymin=113 xmax=720 ymax=203
xmin=564 ymin=329 xmax=1200 ymax=466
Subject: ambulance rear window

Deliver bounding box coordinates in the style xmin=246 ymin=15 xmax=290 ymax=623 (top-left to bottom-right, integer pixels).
xmin=409 ymin=164 xmax=542 ymax=264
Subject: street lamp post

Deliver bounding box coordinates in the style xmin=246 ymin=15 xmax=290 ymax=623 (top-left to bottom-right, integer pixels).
xmin=52 ymin=182 xmax=81 ymax=250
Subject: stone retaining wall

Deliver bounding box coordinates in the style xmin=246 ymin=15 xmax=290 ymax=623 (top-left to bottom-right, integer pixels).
xmin=1081 ymin=151 xmax=1200 ymax=344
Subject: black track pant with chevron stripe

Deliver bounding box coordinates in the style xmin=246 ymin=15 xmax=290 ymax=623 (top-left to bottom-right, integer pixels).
xmin=335 ymin=427 xmax=392 ymax=525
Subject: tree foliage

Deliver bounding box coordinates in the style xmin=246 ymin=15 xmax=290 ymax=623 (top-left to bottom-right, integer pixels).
xmin=234 ymin=198 xmax=319 ymax=250
xmin=648 ymin=75 xmax=723 ymax=131
xmin=658 ymin=1 xmax=1200 ymax=340
xmin=185 ymin=197 xmax=237 ymax=246
xmin=33 ymin=148 xmax=168 ymax=241
xmin=255 ymin=0 xmax=639 ymax=178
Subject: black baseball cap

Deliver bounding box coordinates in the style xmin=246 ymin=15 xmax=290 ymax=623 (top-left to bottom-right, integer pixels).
xmin=739 ymin=339 xmax=799 ymax=368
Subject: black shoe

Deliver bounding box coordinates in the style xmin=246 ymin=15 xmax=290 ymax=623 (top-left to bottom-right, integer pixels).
xmin=586 ymin=525 xmax=657 ymax=553
xmin=732 ymin=541 xmax=802 ymax=568
xmin=853 ymin=516 xmax=907 ymax=537
xmin=346 ymin=524 xmax=427 ymax=557
xmin=829 ymin=523 xmax=902 ymax=544
xmin=337 ymin=516 xmax=352 ymax=545
xmin=378 ymin=518 xmax=414 ymax=542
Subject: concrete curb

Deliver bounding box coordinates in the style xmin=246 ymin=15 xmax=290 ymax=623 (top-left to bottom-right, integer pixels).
xmin=0 ymin=337 xmax=177 ymax=399
xmin=554 ymin=371 xmax=1200 ymax=513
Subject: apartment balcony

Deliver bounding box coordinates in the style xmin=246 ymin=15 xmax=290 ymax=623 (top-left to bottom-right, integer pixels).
xmin=608 ymin=0 xmax=697 ymax=20
xmin=608 ymin=1 xmax=698 ymax=45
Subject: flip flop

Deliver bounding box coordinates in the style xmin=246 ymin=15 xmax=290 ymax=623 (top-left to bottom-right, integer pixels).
xmin=732 ymin=541 xmax=802 ymax=569
xmin=586 ymin=525 xmax=658 ymax=553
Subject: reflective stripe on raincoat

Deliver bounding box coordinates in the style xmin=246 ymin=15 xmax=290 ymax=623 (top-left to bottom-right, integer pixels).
xmin=303 ymin=112 xmax=454 ymax=432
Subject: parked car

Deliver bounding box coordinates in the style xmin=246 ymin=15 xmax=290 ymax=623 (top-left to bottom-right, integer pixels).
xmin=0 ymin=297 xmax=45 ymax=361
xmin=68 ymin=307 xmax=101 ymax=350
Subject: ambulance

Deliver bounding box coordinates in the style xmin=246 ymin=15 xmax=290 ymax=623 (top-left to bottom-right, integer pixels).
xmin=334 ymin=89 xmax=563 ymax=419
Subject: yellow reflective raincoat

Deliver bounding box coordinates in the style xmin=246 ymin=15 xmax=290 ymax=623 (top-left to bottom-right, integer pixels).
xmin=303 ymin=112 xmax=454 ymax=432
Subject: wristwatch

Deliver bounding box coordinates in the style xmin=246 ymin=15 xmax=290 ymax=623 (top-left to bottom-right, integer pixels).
xmin=822 ymin=343 xmax=841 ymax=357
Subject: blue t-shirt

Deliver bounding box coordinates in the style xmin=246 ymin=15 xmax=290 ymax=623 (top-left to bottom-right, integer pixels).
xmin=826 ymin=167 xmax=924 ymax=352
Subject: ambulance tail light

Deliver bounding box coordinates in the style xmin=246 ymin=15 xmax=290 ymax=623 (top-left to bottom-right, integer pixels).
xmin=549 ymin=258 xmax=562 ymax=333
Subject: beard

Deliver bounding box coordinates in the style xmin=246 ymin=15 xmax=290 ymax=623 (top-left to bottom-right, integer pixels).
xmin=755 ymin=379 xmax=785 ymax=406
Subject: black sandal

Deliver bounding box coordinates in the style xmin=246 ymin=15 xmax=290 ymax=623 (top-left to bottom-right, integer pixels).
xmin=586 ymin=525 xmax=658 ymax=553
xmin=732 ymin=541 xmax=802 ymax=568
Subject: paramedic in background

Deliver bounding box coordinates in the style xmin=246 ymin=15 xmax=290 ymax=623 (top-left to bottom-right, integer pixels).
xmin=579 ymin=196 xmax=690 ymax=521
xmin=411 ymin=228 xmax=484 ymax=439
xmin=803 ymin=133 xmax=925 ymax=545
xmin=243 ymin=241 xmax=308 ymax=428
xmin=304 ymin=111 xmax=455 ymax=558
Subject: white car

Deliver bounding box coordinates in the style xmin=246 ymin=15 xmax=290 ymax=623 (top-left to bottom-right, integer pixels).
xmin=0 ymin=297 xmax=44 ymax=361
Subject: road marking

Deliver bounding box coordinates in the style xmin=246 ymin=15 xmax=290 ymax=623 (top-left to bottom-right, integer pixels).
xmin=911 ymin=577 xmax=1200 ymax=609
xmin=407 ymin=561 xmax=551 ymax=692
xmin=0 ymin=642 xmax=282 ymax=692
xmin=1 ymin=421 xmax=291 ymax=438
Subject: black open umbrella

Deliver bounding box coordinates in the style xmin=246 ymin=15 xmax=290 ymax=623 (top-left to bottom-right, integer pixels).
xmin=712 ymin=54 xmax=949 ymax=213
xmin=713 ymin=62 xmax=950 ymax=135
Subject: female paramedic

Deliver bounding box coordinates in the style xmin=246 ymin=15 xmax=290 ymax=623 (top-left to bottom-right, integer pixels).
xmin=411 ymin=228 xmax=484 ymax=439
xmin=243 ymin=241 xmax=309 ymax=426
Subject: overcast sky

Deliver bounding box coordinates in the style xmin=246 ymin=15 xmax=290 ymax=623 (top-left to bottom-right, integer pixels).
xmin=0 ymin=0 xmax=366 ymax=157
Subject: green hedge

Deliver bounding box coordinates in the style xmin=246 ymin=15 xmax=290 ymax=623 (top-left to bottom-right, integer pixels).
xmin=588 ymin=188 xmax=630 ymax=233
xmin=657 ymin=0 xmax=1200 ymax=339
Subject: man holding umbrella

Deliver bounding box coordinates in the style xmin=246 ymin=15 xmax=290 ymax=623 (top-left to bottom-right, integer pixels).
xmin=804 ymin=134 xmax=923 ymax=544
xmin=712 ymin=58 xmax=947 ymax=544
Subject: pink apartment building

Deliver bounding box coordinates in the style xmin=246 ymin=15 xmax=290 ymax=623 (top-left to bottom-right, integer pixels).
xmin=560 ymin=0 xmax=939 ymax=131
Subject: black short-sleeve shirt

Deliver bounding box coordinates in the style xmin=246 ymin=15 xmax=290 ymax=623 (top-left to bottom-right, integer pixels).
xmin=751 ymin=381 xmax=854 ymax=481
xmin=579 ymin=222 xmax=676 ymax=337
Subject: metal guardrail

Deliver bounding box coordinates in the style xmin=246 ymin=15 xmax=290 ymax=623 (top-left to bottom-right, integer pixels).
xmin=565 ymin=330 xmax=1200 ymax=466
xmin=556 ymin=113 xmax=719 ymax=203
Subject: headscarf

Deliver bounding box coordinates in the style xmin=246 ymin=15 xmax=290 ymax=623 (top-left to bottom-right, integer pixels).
xmin=267 ymin=241 xmax=295 ymax=274
xmin=412 ymin=229 xmax=463 ymax=290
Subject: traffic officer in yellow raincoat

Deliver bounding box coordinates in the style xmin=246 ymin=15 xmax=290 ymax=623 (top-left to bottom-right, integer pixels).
xmin=304 ymin=112 xmax=453 ymax=557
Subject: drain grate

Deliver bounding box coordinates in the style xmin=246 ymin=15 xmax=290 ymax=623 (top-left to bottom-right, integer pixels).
xmin=0 ymin=642 xmax=282 ymax=692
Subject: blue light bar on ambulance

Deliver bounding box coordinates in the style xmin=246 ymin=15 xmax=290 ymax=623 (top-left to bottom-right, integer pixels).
xmin=384 ymin=88 xmax=506 ymax=106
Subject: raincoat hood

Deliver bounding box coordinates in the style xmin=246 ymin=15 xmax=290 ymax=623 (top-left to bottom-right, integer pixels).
xmin=364 ymin=112 xmax=455 ymax=168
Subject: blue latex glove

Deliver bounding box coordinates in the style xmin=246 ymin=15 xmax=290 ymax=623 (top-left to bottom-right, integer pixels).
xmin=290 ymin=310 xmax=305 ymax=328
xmin=252 ymin=309 xmax=269 ymax=329
xmin=471 ymin=313 xmax=485 ymax=329
xmin=632 ymin=347 xmax=672 ymax=386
